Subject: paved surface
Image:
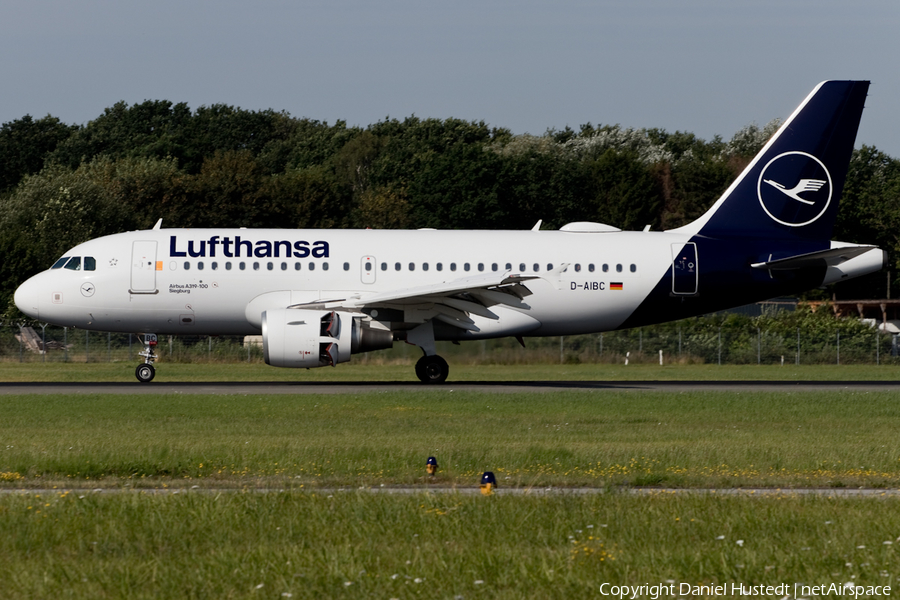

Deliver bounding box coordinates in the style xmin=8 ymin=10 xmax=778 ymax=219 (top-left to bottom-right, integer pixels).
xmin=3 ymin=380 xmax=900 ymax=394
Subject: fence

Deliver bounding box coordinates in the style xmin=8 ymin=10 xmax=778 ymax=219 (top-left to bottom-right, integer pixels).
xmin=2 ymin=319 xmax=898 ymax=366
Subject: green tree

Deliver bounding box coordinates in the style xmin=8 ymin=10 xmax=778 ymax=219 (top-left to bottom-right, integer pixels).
xmin=0 ymin=115 xmax=76 ymax=192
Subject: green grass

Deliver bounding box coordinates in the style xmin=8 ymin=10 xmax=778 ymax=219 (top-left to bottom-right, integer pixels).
xmin=3 ymin=390 xmax=900 ymax=489
xmin=3 ymin=361 xmax=900 ymax=382
xmin=4 ymin=389 xmax=900 ymax=597
xmin=2 ymin=491 xmax=899 ymax=599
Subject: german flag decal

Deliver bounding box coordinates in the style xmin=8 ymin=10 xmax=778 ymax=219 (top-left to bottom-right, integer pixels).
xmin=610 ymin=282 xmax=624 ymax=290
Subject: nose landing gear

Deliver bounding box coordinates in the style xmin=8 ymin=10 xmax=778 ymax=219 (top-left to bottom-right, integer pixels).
xmin=135 ymin=333 xmax=158 ymax=383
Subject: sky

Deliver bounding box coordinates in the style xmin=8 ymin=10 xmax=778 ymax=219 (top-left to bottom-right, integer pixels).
xmin=2 ymin=1 xmax=898 ymax=155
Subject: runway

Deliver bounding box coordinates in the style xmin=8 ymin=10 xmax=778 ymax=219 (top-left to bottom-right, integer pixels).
xmin=3 ymin=380 xmax=900 ymax=395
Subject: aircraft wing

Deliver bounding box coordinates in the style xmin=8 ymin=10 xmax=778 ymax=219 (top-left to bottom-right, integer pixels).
xmin=288 ymin=272 xmax=538 ymax=330
xmin=751 ymin=246 xmax=877 ymax=270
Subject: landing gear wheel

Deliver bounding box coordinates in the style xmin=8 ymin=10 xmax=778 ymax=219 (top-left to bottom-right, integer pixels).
xmin=135 ymin=363 xmax=156 ymax=383
xmin=415 ymin=355 xmax=449 ymax=384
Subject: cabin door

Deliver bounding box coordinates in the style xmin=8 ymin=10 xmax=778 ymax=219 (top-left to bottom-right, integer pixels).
xmin=671 ymin=242 xmax=698 ymax=295
xmin=131 ymin=240 xmax=159 ymax=294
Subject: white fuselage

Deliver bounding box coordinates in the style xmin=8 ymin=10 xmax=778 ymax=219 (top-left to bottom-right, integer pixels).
xmin=15 ymin=228 xmax=689 ymax=338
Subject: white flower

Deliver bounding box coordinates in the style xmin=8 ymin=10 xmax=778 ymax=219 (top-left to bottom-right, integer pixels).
xmin=475 ymin=580 xmax=484 ymax=585
xmin=736 ymin=540 xmax=744 ymax=547
xmin=255 ymin=584 xmax=264 ymax=589
xmin=715 ymin=535 xmax=725 ymax=540
xmin=344 ymin=582 xmax=353 ymax=587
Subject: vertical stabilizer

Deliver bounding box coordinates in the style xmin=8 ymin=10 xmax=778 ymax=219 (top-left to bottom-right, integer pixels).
xmin=676 ymin=81 xmax=869 ymax=241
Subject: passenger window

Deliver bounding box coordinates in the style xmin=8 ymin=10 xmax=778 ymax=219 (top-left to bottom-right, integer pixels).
xmin=533 ymin=263 xmax=539 ymax=272
xmin=630 ymin=264 xmax=637 ymax=273
xmin=616 ymin=264 xmax=623 ymax=273
xmin=51 ymin=257 xmax=70 ymax=269
xmin=240 ymin=262 xmax=246 ymax=271
xmin=547 ymin=264 xmax=553 ymax=271
xmin=226 ymin=262 xmax=232 ymax=270
xmin=253 ymin=262 xmax=260 ymax=271
xmin=464 ymin=263 xmax=470 ymax=272
xmin=395 ymin=262 xmax=401 ymax=271
xmin=450 ymin=263 xmax=457 ymax=271
xmin=267 ymin=262 xmax=273 ymax=271
xmin=343 ymin=262 xmax=350 ymax=271
xmin=436 ymin=263 xmax=443 ymax=271
xmin=519 ymin=263 xmax=526 ymax=271
xmin=364 ymin=261 xmax=371 ymax=271
xmin=602 ymin=264 xmax=609 ymax=273
xmin=423 ymin=263 xmax=429 ymax=271
xmin=294 ymin=262 xmax=301 ymax=271
xmin=505 ymin=263 xmax=511 ymax=270
xmin=323 ymin=262 xmax=329 ymax=271
xmin=84 ymin=257 xmax=96 ymax=271
xmin=64 ymin=257 xmax=81 ymax=271
xmin=409 ymin=262 xmax=415 ymax=271
xmin=281 ymin=262 xmax=287 ymax=271
xmin=575 ymin=264 xmax=581 ymax=272
xmin=184 ymin=262 xmax=190 ymax=271
xmin=588 ymin=264 xmax=595 ymax=272
xmin=381 ymin=262 xmax=387 ymax=271
xmin=198 ymin=262 xmax=204 ymax=270
xmin=211 ymin=262 xmax=218 ymax=270
xmin=309 ymin=262 xmax=315 ymax=271
xmin=477 ymin=263 xmax=484 ymax=272
xmin=491 ymin=263 xmax=498 ymax=272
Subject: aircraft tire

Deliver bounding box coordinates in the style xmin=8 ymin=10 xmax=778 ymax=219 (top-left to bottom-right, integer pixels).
xmin=415 ymin=355 xmax=449 ymax=384
xmin=135 ymin=363 xmax=156 ymax=383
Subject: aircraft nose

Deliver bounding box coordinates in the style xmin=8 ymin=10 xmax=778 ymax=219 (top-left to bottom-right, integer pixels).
xmin=14 ymin=277 xmax=41 ymax=319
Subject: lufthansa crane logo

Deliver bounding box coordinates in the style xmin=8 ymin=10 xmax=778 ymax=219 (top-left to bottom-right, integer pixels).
xmin=757 ymin=151 xmax=832 ymax=227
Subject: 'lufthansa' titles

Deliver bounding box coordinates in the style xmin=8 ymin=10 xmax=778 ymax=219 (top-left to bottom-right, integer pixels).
xmin=169 ymin=236 xmax=329 ymax=259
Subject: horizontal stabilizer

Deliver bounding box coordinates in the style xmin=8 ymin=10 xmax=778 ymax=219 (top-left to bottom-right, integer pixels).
xmin=751 ymin=246 xmax=877 ymax=270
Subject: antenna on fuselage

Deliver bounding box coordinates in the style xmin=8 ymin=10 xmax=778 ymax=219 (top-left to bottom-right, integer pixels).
xmin=152 ymin=218 xmax=163 ymax=230
xmin=531 ymin=220 xmax=542 ymax=231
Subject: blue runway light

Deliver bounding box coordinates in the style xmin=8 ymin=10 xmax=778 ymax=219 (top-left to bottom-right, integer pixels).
xmin=480 ymin=471 xmax=496 ymax=495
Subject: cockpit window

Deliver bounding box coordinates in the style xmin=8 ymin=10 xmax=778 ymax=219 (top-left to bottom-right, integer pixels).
xmin=64 ymin=257 xmax=82 ymax=271
xmin=51 ymin=257 xmax=70 ymax=269
xmin=84 ymin=257 xmax=96 ymax=271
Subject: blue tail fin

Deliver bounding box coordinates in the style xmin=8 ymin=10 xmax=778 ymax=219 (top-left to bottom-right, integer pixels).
xmin=678 ymin=80 xmax=869 ymax=241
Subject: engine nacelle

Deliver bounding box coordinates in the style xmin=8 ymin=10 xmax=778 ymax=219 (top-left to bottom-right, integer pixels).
xmin=262 ymin=309 xmax=394 ymax=368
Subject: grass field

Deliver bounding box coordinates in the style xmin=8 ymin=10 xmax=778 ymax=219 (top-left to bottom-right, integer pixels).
xmin=2 ymin=389 xmax=900 ymax=489
xmin=3 ymin=491 xmax=899 ymax=599
xmin=2 ymin=361 xmax=900 ymax=382
xmin=4 ymin=374 xmax=900 ymax=597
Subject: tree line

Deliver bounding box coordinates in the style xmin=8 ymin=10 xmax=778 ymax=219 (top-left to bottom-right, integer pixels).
xmin=2 ymin=101 xmax=899 ymax=317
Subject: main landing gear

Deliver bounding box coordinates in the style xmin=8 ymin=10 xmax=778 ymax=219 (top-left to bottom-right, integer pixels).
xmin=135 ymin=333 xmax=158 ymax=383
xmin=415 ymin=355 xmax=449 ymax=384
xmin=407 ymin=321 xmax=450 ymax=384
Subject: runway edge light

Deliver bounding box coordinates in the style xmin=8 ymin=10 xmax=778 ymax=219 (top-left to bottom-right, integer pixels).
xmin=426 ymin=456 xmax=438 ymax=476
xmin=480 ymin=471 xmax=497 ymax=495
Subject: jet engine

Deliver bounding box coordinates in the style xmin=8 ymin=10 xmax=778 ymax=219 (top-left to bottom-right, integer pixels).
xmin=261 ymin=309 xmax=392 ymax=368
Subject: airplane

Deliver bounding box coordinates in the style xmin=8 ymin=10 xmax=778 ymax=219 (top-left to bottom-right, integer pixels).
xmin=13 ymin=80 xmax=885 ymax=384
